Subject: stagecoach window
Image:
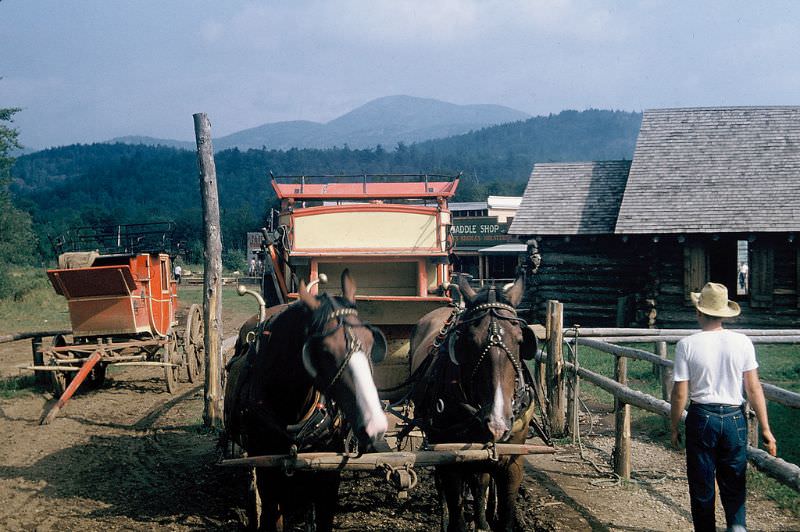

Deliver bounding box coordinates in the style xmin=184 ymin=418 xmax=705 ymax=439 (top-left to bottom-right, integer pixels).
xmin=161 ymin=259 xmax=169 ymax=291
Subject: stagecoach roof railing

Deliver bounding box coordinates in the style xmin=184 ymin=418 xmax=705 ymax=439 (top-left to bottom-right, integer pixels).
xmin=270 ymin=172 xmax=461 ymax=201
xmin=50 ymin=222 xmax=179 ymax=257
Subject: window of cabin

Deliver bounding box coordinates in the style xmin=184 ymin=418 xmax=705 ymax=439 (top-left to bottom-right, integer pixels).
xmin=736 ymin=240 xmax=749 ymax=296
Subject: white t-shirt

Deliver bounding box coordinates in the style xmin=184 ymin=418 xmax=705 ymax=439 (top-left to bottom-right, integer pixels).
xmin=673 ymin=330 xmax=758 ymax=405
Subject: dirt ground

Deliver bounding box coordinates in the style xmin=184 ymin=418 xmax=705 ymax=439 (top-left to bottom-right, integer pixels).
xmin=1 ymin=311 xmax=799 ymax=531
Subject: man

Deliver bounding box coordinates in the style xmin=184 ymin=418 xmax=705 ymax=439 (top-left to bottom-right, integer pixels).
xmin=670 ymin=282 xmax=777 ymax=532
xmin=173 ymin=263 xmax=182 ymax=285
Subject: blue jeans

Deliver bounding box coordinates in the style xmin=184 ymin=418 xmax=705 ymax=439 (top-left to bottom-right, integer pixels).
xmin=685 ymin=403 xmax=748 ymax=532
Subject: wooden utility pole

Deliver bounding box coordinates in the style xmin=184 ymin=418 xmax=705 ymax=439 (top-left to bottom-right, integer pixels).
xmin=546 ymin=300 xmax=565 ymax=437
xmin=194 ymin=113 xmax=224 ymax=429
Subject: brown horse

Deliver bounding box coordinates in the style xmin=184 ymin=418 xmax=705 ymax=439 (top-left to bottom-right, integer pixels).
xmin=224 ymin=270 xmax=388 ymax=531
xmin=410 ymin=274 xmax=538 ymax=531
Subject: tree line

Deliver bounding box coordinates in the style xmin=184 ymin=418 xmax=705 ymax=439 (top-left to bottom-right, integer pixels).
xmin=4 ymin=108 xmax=641 ymax=285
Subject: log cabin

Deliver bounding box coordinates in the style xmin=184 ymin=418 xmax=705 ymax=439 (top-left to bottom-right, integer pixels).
xmin=509 ymin=107 xmax=800 ymax=328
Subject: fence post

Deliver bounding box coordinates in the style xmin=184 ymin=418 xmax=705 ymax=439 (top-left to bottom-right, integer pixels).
xmin=613 ymin=355 xmax=631 ymax=480
xmin=31 ymin=336 xmax=46 ymax=385
xmin=194 ymin=112 xmax=224 ymax=430
xmin=746 ymin=401 xmax=759 ymax=447
xmin=566 ymin=327 xmax=580 ymax=442
xmin=546 ymin=300 xmax=565 ymax=437
xmin=657 ymin=341 xmax=671 ymax=402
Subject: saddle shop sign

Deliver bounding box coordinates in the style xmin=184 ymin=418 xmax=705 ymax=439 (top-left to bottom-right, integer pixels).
xmin=450 ymin=217 xmax=514 ymax=247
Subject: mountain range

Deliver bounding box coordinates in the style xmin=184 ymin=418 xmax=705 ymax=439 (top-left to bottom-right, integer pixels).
xmin=109 ymin=95 xmax=531 ymax=151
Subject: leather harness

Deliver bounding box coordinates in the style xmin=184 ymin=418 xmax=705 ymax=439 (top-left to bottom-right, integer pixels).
xmin=417 ymin=287 xmax=536 ymax=443
xmin=230 ymin=297 xmax=367 ymax=453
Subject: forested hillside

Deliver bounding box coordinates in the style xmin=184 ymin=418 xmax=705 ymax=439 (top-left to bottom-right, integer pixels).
xmin=11 ymin=109 xmax=641 ymax=264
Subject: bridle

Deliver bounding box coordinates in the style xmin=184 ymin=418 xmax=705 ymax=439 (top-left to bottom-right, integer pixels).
xmin=446 ymin=286 xmax=534 ymax=441
xmin=305 ymin=294 xmax=368 ymax=394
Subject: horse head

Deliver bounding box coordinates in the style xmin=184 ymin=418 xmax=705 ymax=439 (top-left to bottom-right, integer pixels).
xmin=298 ymin=269 xmax=388 ymax=451
xmin=452 ymin=274 xmax=537 ymax=442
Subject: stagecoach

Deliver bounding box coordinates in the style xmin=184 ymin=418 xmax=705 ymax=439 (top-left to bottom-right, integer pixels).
xmin=259 ymin=173 xmax=461 ymax=399
xmin=34 ymin=223 xmax=204 ymax=424
xmin=225 ymin=175 xmax=553 ymax=530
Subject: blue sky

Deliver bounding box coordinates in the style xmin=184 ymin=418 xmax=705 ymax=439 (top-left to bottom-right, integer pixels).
xmin=1 ymin=0 xmax=798 ymax=149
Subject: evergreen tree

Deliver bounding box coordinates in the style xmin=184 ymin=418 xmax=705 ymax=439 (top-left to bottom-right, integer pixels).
xmin=0 ymin=107 xmax=36 ymax=297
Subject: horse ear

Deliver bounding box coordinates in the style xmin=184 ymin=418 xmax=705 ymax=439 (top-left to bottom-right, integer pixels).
xmin=505 ymin=275 xmax=525 ymax=308
xmin=457 ymin=274 xmax=477 ymax=304
xmin=341 ymin=268 xmax=356 ymax=304
xmin=298 ymin=280 xmax=319 ymax=310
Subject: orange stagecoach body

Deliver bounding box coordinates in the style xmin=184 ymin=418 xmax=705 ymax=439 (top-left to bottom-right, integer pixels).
xmin=47 ymin=223 xmax=179 ymax=339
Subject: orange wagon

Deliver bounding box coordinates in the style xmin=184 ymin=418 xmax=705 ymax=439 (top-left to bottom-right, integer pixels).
xmin=38 ymin=223 xmax=204 ymax=424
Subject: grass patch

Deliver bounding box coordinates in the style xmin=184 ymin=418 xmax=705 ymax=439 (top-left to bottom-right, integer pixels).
xmin=748 ymin=468 xmax=800 ymax=517
xmin=0 ymin=374 xmax=42 ymax=398
xmin=0 ymin=271 xmax=70 ymax=335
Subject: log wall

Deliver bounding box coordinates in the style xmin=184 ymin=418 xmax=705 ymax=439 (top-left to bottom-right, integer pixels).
xmin=525 ymin=234 xmax=799 ymax=329
xmin=526 ymin=237 xmax=651 ymax=327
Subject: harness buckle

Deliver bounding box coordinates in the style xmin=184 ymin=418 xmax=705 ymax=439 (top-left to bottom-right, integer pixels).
xmin=487 ymin=442 xmax=499 ymax=462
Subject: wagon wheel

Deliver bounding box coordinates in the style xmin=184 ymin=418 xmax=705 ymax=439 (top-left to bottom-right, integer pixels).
xmin=48 ymin=334 xmax=74 ymax=396
xmin=163 ymin=335 xmax=181 ymax=394
xmin=183 ymin=303 xmax=205 ymax=383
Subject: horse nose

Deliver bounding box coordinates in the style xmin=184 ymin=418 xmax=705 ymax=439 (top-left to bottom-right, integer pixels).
xmin=357 ymin=412 xmax=388 ymax=451
xmin=485 ymin=415 xmax=511 ymax=442
xmin=365 ymin=411 xmax=388 ymax=442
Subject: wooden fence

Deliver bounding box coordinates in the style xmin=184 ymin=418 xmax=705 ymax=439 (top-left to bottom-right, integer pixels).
xmin=0 ymin=330 xmax=72 ymax=385
xmin=539 ymin=300 xmax=800 ymax=492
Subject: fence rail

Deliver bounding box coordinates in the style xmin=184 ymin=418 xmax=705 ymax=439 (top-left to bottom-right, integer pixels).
xmin=542 ymin=302 xmax=800 ymax=492
xmin=0 ymin=330 xmax=71 ymax=345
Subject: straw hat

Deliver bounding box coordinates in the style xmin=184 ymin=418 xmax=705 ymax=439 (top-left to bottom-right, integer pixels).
xmin=691 ymin=282 xmax=740 ymax=318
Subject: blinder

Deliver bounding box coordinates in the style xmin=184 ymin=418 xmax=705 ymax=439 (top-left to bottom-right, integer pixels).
xmin=301 ymin=301 xmax=385 ymax=382
xmin=301 ymin=340 xmax=319 ymax=378
xmin=520 ymin=324 xmax=538 ymax=360
xmin=365 ymin=324 xmax=388 ymax=363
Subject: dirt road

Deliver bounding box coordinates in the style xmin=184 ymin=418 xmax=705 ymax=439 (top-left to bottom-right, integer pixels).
xmin=1 ymin=317 xmax=798 ymax=530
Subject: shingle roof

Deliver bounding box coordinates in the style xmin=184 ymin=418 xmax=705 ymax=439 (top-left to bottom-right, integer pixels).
xmin=508 ymin=161 xmax=631 ymax=235
xmin=616 ymin=107 xmax=800 ymax=234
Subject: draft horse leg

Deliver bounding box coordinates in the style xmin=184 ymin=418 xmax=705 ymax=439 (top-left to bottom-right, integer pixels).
xmin=309 ymin=471 xmax=341 ymax=531
xmin=471 ymin=471 xmax=492 ymax=531
xmin=494 ymin=457 xmax=524 ymax=532
xmin=255 ymin=468 xmax=285 ymax=531
xmin=437 ymin=466 xmax=467 ymax=532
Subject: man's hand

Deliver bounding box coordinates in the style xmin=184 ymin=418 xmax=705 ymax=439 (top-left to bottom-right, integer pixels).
xmin=762 ymin=429 xmax=777 ymax=456
xmin=671 ymin=427 xmax=682 ymax=449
